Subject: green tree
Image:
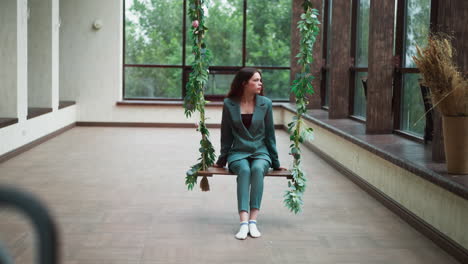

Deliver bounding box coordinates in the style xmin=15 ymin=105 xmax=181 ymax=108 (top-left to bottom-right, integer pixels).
xmin=187 ymin=0 xmax=243 ymax=66
xmin=247 ymin=0 xmax=291 ymax=99
xmin=401 ymin=0 xmax=431 ymax=136
xmin=125 ymin=0 xmax=183 ymax=98
xmin=353 ymin=0 xmax=370 ymax=118
xmin=124 ymin=0 xmax=292 ymax=100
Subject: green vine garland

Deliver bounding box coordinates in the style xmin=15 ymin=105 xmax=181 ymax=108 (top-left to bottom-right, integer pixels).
xmin=284 ymin=1 xmax=320 ymax=214
xmin=184 ymin=0 xmax=216 ymax=191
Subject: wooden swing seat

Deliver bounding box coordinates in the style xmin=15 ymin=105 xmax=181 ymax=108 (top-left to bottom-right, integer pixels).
xmin=198 ymin=167 xmax=293 ymax=180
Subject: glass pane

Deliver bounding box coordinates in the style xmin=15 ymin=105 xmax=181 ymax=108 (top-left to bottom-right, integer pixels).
xmin=356 ymin=0 xmax=370 ymax=67
xmin=261 ymin=69 xmax=290 ymax=100
xmin=327 ymin=0 xmax=333 ymax=60
xmin=325 ymin=70 xmax=330 ymax=107
xmin=353 ymin=72 xmax=367 ymax=118
xmin=206 ymin=73 xmax=235 ymax=95
xmin=400 ymin=73 xmax=425 ymax=136
xmin=403 ymin=0 xmax=431 ymax=67
xmin=393 ymin=0 xmax=398 ymax=55
xmin=186 ymin=0 xmax=243 ymax=66
xmin=125 ymin=0 xmax=183 ymax=65
xmin=322 ymin=0 xmax=332 ymax=107
xmin=124 ymin=67 xmax=182 ymax=99
xmin=246 ymin=0 xmax=291 ymax=67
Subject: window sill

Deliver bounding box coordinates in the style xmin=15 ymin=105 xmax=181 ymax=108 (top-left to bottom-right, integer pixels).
xmin=117 ymin=100 xmax=223 ymax=107
xmin=0 ymin=118 xmax=18 ymax=129
xmin=59 ymin=101 xmax=76 ymax=109
xmin=116 ymin=100 xmax=288 ymax=107
xmin=282 ymin=104 xmax=468 ymax=200
xmin=27 ymin=108 xmax=53 ymax=120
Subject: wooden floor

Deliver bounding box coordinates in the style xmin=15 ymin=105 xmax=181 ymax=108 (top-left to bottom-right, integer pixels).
xmin=0 ymin=127 xmax=458 ymax=264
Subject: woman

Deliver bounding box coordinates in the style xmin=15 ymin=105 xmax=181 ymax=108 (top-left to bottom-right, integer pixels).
xmin=213 ymin=68 xmax=287 ymax=240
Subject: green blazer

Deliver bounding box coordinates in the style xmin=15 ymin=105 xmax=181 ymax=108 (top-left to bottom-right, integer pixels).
xmin=216 ymin=95 xmax=280 ymax=169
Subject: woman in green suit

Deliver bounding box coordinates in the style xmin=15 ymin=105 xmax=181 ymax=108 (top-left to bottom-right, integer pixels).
xmin=213 ymin=68 xmax=287 ymax=240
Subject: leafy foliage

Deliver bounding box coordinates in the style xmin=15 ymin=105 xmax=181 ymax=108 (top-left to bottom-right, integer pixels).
xmin=184 ymin=0 xmax=216 ymax=190
xmin=284 ymin=2 xmax=320 ymax=214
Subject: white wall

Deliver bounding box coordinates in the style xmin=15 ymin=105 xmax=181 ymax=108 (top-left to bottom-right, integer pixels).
xmin=0 ymin=0 xmax=18 ymax=118
xmin=28 ymin=0 xmax=53 ymax=108
xmin=60 ymin=0 xmax=122 ymax=120
xmin=0 ymin=0 xmax=76 ymax=157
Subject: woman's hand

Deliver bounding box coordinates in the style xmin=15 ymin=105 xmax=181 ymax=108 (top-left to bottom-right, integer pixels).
xmin=212 ymin=163 xmax=224 ymax=168
xmin=274 ymin=166 xmax=288 ymax=171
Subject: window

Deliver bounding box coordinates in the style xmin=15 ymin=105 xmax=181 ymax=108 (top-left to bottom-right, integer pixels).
xmin=351 ymin=0 xmax=370 ymax=119
xmin=124 ymin=0 xmax=291 ymax=101
xmin=321 ymin=0 xmax=333 ymax=108
xmin=124 ymin=0 xmax=184 ymax=99
xmin=394 ymin=0 xmax=431 ymax=137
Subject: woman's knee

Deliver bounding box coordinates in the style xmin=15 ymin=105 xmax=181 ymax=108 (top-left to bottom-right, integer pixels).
xmin=230 ymin=160 xmax=250 ymax=176
xmin=251 ymin=166 xmax=264 ymax=176
xmin=251 ymin=161 xmax=268 ymax=176
xmin=237 ymin=163 xmax=251 ymax=175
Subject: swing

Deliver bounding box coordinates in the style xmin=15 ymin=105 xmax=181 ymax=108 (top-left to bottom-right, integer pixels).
xmin=184 ymin=0 xmax=319 ymax=213
xmin=198 ymin=167 xmax=293 ymax=180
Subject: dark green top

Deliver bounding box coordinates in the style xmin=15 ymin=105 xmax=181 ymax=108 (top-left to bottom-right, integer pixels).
xmin=216 ymin=95 xmax=280 ymax=169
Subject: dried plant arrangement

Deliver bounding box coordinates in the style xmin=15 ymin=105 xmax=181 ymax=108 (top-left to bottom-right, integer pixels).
xmin=413 ymin=33 xmax=468 ymax=117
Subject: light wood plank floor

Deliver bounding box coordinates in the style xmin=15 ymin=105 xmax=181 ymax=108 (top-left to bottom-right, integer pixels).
xmin=0 ymin=127 xmax=459 ymax=263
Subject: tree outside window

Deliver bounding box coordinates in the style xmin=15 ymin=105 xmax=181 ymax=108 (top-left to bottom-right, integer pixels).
xmin=124 ymin=0 xmax=292 ymax=100
xmin=400 ymin=0 xmax=431 ymax=136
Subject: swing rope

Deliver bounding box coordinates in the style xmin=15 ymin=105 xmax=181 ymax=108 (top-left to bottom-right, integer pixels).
xmin=184 ymin=0 xmax=215 ymax=192
xmin=284 ymin=1 xmax=321 ymax=214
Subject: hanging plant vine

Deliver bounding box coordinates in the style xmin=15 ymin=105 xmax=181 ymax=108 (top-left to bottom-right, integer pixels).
xmin=184 ymin=0 xmax=216 ymax=192
xmin=284 ymin=1 xmax=320 ymax=214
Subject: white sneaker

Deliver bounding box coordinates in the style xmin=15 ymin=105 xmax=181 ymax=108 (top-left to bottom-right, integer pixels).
xmin=248 ymin=220 xmax=261 ymax=238
xmin=235 ymin=222 xmax=249 ymax=240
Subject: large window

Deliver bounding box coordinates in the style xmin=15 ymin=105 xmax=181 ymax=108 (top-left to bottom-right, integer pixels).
xmin=351 ymin=0 xmax=370 ymax=119
xmin=321 ymin=0 xmax=333 ymax=108
xmin=395 ymin=0 xmax=431 ymax=137
xmin=124 ymin=0 xmax=291 ymax=100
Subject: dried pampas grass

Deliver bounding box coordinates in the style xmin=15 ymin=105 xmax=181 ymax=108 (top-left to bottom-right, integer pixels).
xmin=413 ymin=34 xmax=468 ymax=116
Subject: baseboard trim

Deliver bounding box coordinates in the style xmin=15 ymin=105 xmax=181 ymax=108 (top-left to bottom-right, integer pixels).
xmin=76 ymin=122 xmax=284 ymax=129
xmin=76 ymin=122 xmax=218 ymax=128
xmin=0 ymin=123 xmax=76 ymax=164
xmin=300 ymin=139 xmax=467 ymax=264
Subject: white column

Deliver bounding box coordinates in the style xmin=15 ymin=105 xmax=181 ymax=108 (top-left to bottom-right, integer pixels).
xmin=52 ymin=0 xmax=59 ymax=110
xmin=117 ymin=0 xmax=124 ymax=101
xmin=0 ymin=0 xmax=18 ymax=118
xmin=18 ymin=0 xmax=28 ymax=121
xmin=28 ymin=0 xmax=52 ymax=109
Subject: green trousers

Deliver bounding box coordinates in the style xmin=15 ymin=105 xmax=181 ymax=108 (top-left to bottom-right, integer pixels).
xmin=229 ymin=158 xmax=271 ymax=212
